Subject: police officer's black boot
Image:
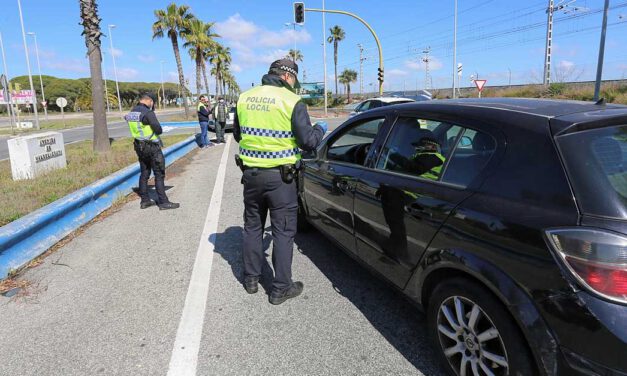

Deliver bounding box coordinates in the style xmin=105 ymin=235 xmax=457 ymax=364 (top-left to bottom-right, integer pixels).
xmin=140 ymin=200 xmax=156 ymax=209
xmin=269 ymin=281 xmax=304 ymax=305
xmin=159 ymin=202 xmax=180 ymax=210
xmin=244 ymin=276 xmax=259 ymax=294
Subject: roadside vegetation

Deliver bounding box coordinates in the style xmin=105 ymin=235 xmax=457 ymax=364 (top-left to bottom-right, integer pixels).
xmin=480 ymin=82 xmax=627 ymax=104
xmin=0 ymin=134 xmax=190 ymax=226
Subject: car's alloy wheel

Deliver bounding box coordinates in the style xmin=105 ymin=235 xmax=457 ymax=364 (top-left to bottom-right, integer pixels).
xmin=427 ymin=278 xmax=537 ymax=376
xmin=437 ymin=296 xmax=508 ymax=376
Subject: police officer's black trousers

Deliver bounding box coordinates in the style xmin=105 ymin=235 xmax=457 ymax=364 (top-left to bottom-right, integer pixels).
xmin=242 ymin=168 xmax=298 ymax=291
xmin=134 ymin=140 xmax=169 ymax=204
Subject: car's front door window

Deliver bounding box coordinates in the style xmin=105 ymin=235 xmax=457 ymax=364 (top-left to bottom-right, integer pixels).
xmin=327 ymin=117 xmax=385 ymax=166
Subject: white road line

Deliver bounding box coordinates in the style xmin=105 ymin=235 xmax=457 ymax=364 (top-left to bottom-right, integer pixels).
xmin=167 ymin=136 xmax=231 ymax=376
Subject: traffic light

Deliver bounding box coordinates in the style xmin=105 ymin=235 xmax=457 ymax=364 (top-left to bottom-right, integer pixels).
xmin=377 ymin=68 xmax=384 ymax=82
xmin=294 ymin=2 xmax=305 ymax=24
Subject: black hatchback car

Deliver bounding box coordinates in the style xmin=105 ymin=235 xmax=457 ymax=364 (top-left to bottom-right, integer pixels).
xmin=298 ymin=98 xmax=627 ymax=375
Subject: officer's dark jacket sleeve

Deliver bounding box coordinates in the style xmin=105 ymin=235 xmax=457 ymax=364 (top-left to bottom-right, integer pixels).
xmin=292 ymin=101 xmax=324 ymax=151
xmin=142 ymin=110 xmax=163 ymax=135
xmin=233 ymin=109 xmax=241 ymax=143
xmin=198 ymin=105 xmax=210 ymax=118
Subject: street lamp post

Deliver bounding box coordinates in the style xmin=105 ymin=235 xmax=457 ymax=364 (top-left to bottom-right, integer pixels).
xmin=27 ymin=32 xmax=47 ymax=120
xmin=102 ymin=51 xmax=111 ymax=113
xmin=108 ymin=24 xmax=123 ymax=113
xmin=452 ymin=0 xmax=458 ymax=99
xmin=160 ymin=60 xmax=166 ymax=110
xmin=17 ymin=0 xmax=40 ymax=129
xmin=0 ymin=32 xmax=16 ymax=133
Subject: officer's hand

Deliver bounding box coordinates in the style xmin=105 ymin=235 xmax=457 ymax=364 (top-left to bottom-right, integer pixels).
xmin=314 ymin=121 xmax=328 ymax=134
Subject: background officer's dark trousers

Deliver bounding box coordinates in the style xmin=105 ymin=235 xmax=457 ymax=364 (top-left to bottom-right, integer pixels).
xmin=134 ymin=140 xmax=169 ymax=204
xmin=242 ymin=168 xmax=298 ymax=291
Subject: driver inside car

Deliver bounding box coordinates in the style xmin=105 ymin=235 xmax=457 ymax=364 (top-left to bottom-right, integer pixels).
xmin=388 ymin=134 xmax=445 ymax=179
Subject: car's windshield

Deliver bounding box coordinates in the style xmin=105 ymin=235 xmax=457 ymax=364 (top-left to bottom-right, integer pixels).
xmin=556 ymin=125 xmax=627 ymax=218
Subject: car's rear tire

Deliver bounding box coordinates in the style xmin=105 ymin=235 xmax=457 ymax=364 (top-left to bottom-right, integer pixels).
xmin=427 ymin=278 xmax=537 ymax=376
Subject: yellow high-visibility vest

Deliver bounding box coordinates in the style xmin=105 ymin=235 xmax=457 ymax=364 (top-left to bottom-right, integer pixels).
xmin=237 ymin=85 xmax=301 ymax=168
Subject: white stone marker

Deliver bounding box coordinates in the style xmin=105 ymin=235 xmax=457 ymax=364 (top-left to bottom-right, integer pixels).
xmin=8 ymin=131 xmax=67 ymax=181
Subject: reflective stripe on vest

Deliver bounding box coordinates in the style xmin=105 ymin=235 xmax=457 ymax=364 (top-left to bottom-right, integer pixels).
xmin=236 ymin=85 xmax=301 ymax=168
xmin=125 ymin=111 xmax=158 ymax=142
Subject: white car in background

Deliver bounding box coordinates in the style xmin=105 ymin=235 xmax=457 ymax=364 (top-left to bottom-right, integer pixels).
xmin=349 ymin=97 xmax=415 ymax=118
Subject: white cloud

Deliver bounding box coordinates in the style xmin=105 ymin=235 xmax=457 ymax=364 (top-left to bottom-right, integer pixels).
xmin=231 ymin=64 xmax=242 ymax=73
xmin=116 ymin=67 xmax=139 ymax=80
xmin=43 ymin=58 xmax=88 ymax=74
xmin=404 ymin=56 xmax=443 ymax=71
xmin=558 ymin=60 xmax=575 ymax=70
xmin=137 ymin=54 xmax=156 ymax=63
xmin=387 ymin=69 xmax=409 ymax=77
xmin=110 ymin=47 xmax=123 ymax=58
xmin=214 ymin=13 xmax=311 ymax=70
xmin=167 ymin=71 xmax=179 ymax=83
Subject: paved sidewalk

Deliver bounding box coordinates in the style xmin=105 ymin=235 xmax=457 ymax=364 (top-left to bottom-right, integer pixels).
xmin=0 ymin=136 xmax=442 ymax=376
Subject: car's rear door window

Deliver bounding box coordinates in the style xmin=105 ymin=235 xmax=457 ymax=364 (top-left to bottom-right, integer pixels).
xmin=556 ymin=125 xmax=627 ymax=218
xmin=442 ymin=128 xmax=497 ymax=186
xmin=376 ymin=116 xmax=496 ymax=186
xmin=376 ymin=117 xmax=462 ymax=181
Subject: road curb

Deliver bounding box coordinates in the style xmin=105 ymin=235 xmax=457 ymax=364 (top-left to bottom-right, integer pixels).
xmin=0 ymin=136 xmax=197 ymax=279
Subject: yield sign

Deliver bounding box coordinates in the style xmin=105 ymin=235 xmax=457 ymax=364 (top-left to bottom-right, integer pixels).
xmin=474 ymin=79 xmax=487 ymax=92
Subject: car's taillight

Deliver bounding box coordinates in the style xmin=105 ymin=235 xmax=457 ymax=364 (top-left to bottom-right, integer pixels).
xmin=545 ymin=227 xmax=627 ymax=304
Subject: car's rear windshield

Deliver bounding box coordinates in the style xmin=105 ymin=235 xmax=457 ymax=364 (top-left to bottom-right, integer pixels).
xmin=556 ymin=125 xmax=627 ymax=218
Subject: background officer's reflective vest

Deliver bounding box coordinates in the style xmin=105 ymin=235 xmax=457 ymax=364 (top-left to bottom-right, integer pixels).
xmin=197 ymin=102 xmax=207 ymax=114
xmin=125 ymin=111 xmax=159 ymax=142
xmin=237 ymin=85 xmax=301 ymax=168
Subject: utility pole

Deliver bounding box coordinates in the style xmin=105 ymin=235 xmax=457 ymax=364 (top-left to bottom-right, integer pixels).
xmin=358 ymin=43 xmax=366 ymax=96
xmin=322 ymin=0 xmax=328 ymax=116
xmin=543 ymin=0 xmax=555 ymax=85
xmin=0 ymin=32 xmax=15 ymax=133
xmin=544 ymin=0 xmax=579 ymax=85
xmin=422 ymin=47 xmax=432 ymax=91
xmin=594 ymin=0 xmax=610 ymax=101
xmin=452 ymin=0 xmax=458 ymax=98
xmin=508 ymin=67 xmax=512 ymax=87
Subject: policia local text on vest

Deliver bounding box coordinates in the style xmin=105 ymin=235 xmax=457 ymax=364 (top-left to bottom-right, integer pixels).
xmin=233 ymin=59 xmax=325 ymax=305
xmin=125 ymin=96 xmax=179 ymax=210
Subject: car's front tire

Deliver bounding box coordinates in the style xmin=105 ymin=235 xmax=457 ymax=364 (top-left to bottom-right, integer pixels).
xmin=427 ymin=278 xmax=537 ymax=376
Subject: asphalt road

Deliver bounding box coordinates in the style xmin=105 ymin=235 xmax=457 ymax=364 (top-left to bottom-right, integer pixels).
xmin=0 ymin=117 xmax=443 ymax=375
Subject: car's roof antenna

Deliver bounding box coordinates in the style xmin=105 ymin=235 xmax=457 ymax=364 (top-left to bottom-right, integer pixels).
xmin=595 ymin=97 xmax=606 ymax=105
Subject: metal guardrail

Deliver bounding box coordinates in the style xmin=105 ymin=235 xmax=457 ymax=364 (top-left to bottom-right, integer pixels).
xmin=0 ymin=136 xmax=197 ymax=279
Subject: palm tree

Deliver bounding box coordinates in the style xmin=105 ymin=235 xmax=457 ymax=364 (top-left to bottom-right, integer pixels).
xmin=208 ymin=43 xmax=231 ymax=97
xmin=152 ymin=3 xmax=194 ymax=118
xmin=201 ymin=47 xmax=212 ymax=97
xmin=79 ymin=0 xmax=110 ymax=153
xmin=327 ymin=25 xmax=345 ymax=96
xmin=182 ymin=19 xmax=218 ymax=96
xmin=286 ymin=49 xmax=303 ymax=63
xmin=338 ymin=69 xmax=357 ymax=104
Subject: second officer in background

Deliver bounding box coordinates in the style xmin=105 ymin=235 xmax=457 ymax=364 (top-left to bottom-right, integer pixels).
xmin=233 ymin=59 xmax=327 ymax=305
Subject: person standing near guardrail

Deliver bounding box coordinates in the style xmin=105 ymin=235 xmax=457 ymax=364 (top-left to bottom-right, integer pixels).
xmin=197 ymin=95 xmax=212 ymax=148
xmin=125 ymin=94 xmax=179 ymax=210
xmin=213 ymin=97 xmax=227 ymax=144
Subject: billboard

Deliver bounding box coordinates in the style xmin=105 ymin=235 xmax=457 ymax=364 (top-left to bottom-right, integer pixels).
xmin=298 ymin=82 xmax=324 ymax=99
xmin=0 ymin=90 xmax=35 ymax=105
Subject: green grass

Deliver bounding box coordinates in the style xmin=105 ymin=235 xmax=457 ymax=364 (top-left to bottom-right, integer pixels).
xmin=481 ymin=82 xmax=627 ymax=105
xmin=0 ymin=134 xmax=190 ymax=226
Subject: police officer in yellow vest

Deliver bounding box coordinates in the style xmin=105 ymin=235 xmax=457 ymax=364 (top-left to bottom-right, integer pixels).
xmin=125 ymin=94 xmax=179 ymax=210
xmin=234 ymin=59 xmax=326 ymax=305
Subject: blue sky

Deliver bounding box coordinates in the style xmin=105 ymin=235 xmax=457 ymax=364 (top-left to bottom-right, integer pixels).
xmin=1 ymin=0 xmax=626 ymax=93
